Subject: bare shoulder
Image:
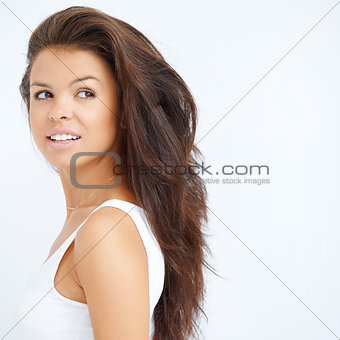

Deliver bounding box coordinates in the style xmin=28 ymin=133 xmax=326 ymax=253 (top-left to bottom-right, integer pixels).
xmin=74 ymin=206 xmax=150 ymax=340
xmin=74 ymin=206 xmax=147 ymax=256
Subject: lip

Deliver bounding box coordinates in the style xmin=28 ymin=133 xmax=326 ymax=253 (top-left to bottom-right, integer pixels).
xmin=47 ymin=127 xmax=81 ymax=137
xmin=46 ymin=137 xmax=81 ymax=150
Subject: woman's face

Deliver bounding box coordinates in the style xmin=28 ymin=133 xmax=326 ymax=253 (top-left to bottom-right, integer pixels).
xmin=29 ymin=46 xmax=120 ymax=170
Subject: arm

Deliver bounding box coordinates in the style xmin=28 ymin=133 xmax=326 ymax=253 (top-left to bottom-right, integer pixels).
xmin=74 ymin=207 xmax=150 ymax=340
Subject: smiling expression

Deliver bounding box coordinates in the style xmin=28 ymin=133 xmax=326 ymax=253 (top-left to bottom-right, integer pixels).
xmin=29 ymin=46 xmax=121 ymax=169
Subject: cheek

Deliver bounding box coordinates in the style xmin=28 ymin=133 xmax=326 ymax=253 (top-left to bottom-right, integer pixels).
xmin=86 ymin=111 xmax=118 ymax=148
xmin=29 ymin=109 xmax=45 ymax=140
xmin=28 ymin=112 xmax=52 ymax=158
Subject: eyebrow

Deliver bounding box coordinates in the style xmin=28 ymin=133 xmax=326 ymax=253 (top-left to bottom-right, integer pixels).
xmin=30 ymin=76 xmax=100 ymax=88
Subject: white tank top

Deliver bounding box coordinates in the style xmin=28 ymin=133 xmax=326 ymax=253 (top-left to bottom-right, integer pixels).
xmin=6 ymin=199 xmax=165 ymax=340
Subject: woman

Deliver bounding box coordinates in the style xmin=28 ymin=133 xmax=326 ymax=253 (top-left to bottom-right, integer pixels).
xmin=9 ymin=5 xmax=215 ymax=340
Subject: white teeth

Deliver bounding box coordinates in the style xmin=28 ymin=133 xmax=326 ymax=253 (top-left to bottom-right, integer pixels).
xmin=50 ymin=134 xmax=80 ymax=141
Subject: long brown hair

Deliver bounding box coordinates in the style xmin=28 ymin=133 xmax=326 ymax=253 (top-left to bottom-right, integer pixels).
xmin=19 ymin=6 xmax=219 ymax=339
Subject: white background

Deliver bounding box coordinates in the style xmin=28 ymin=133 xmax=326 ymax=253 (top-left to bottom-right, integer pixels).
xmin=0 ymin=0 xmax=339 ymax=339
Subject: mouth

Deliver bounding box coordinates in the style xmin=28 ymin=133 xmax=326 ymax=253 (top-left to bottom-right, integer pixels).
xmin=46 ymin=136 xmax=81 ymax=144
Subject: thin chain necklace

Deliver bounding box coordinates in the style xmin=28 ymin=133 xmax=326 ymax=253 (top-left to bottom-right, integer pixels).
xmin=66 ymin=175 xmax=115 ymax=211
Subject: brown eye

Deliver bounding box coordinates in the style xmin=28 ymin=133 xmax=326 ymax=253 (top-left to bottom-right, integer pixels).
xmin=34 ymin=91 xmax=52 ymax=100
xmin=78 ymin=90 xmax=95 ymax=98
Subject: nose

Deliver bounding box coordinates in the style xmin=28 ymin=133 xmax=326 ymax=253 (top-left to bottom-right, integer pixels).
xmin=49 ymin=109 xmax=72 ymax=121
xmin=48 ymin=94 xmax=74 ymax=121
